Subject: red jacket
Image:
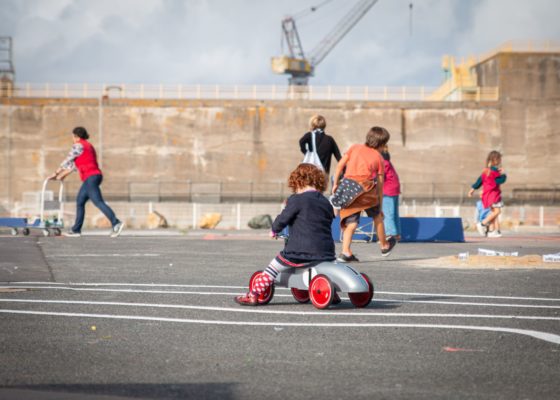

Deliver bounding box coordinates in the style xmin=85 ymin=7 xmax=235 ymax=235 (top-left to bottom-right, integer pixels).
xmin=75 ymin=139 xmax=102 ymax=181
xmin=479 ymin=168 xmax=505 ymax=208
xmin=383 ymin=159 xmax=401 ymax=197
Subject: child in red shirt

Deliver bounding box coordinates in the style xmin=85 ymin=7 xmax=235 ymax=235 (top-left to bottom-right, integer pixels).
xmin=468 ymin=150 xmax=507 ymax=237
xmin=381 ymin=145 xmax=401 ymax=241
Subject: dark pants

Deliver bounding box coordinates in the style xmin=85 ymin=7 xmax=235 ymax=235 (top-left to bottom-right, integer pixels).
xmin=72 ymin=174 xmax=119 ymax=233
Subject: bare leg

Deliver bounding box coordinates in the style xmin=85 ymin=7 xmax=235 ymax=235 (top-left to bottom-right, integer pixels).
xmin=342 ymin=222 xmax=358 ymax=256
xmin=374 ymin=214 xmax=388 ymax=249
xmin=482 ymin=208 xmax=500 ymax=227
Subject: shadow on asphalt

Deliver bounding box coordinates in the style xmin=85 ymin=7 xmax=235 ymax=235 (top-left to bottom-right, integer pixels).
xmin=261 ymin=301 xmax=402 ymax=310
xmin=0 ymin=382 xmax=237 ymax=399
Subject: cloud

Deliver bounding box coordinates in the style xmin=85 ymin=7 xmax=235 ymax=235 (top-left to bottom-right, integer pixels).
xmin=1 ymin=0 xmax=559 ymax=86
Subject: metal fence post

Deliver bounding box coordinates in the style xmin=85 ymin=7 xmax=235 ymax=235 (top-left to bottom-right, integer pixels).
xmin=236 ymin=203 xmax=241 ymax=230
xmin=192 ymin=203 xmax=197 ymax=229
xmin=431 ymin=183 xmax=435 ymax=203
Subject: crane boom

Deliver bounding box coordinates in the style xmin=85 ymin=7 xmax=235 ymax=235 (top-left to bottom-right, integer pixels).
xmin=282 ymin=17 xmax=306 ymax=59
xmin=309 ymin=0 xmax=378 ymax=67
xmin=271 ymin=0 xmax=378 ymax=85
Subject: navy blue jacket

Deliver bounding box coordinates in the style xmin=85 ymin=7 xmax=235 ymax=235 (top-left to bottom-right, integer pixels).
xmin=272 ymin=191 xmax=335 ymax=262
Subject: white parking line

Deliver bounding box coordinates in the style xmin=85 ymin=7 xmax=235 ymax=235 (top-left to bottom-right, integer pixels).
xmin=1 ymin=309 xmax=559 ymax=345
xmin=5 ymin=282 xmax=560 ymax=303
xmin=46 ymin=254 xmax=160 ymax=257
xmin=1 ymin=285 xmax=559 ymax=309
xmin=1 ymin=298 xmax=559 ymax=321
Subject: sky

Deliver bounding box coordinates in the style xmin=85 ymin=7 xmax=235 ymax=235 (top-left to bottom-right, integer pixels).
xmin=1 ymin=0 xmax=559 ymax=86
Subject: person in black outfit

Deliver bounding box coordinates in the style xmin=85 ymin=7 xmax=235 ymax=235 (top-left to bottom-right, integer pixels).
xmin=299 ymin=115 xmax=342 ymax=175
xmin=234 ymin=164 xmax=336 ymax=306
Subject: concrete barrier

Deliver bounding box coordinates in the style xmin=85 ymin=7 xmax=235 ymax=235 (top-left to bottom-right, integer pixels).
xmin=331 ymin=216 xmax=464 ymax=243
xmin=400 ymin=217 xmax=464 ymax=242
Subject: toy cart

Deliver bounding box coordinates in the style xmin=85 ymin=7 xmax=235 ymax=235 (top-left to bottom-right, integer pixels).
xmin=0 ymin=179 xmax=65 ymax=237
xmin=246 ymin=262 xmax=374 ymax=309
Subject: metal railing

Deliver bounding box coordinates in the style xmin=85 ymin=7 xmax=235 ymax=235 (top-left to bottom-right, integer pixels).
xmin=0 ymin=82 xmax=500 ymax=102
xmin=2 ymin=177 xmax=558 ymax=206
xmin=45 ymin=180 xmax=560 ymax=205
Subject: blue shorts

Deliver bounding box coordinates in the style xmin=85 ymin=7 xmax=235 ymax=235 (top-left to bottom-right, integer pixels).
xmin=382 ymin=195 xmax=401 ymax=237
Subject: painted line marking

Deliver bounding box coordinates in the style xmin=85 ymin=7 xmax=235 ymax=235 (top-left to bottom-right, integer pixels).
xmin=46 ymin=254 xmax=160 ymax=257
xmin=1 ymin=298 xmax=559 ymax=321
xmin=2 ymin=286 xmax=560 ymax=309
xmin=4 ymin=282 xmax=560 ymax=302
xmin=1 ymin=309 xmax=559 ymax=345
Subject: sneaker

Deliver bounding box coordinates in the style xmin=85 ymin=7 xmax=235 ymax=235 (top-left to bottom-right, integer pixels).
xmin=63 ymin=230 xmax=81 ymax=237
xmin=110 ymin=221 xmax=125 ymax=238
xmin=476 ymin=222 xmax=488 ymax=237
xmin=381 ymin=236 xmax=397 ymax=257
xmin=337 ymin=253 xmax=360 ymax=263
xmin=234 ymin=293 xmax=258 ymax=306
xmin=487 ymin=230 xmax=502 ymax=238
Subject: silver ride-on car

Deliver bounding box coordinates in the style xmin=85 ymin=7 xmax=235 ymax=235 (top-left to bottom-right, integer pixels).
xmin=246 ymin=261 xmax=374 ymax=309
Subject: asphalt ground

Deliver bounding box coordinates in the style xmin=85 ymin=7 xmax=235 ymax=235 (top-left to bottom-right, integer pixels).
xmin=0 ymin=231 xmax=559 ymax=400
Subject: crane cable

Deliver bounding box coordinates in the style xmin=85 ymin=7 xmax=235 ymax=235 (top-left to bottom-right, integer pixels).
xmin=292 ymin=0 xmax=334 ymax=20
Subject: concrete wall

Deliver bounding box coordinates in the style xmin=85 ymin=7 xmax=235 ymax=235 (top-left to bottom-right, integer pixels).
xmin=1 ymin=98 xmax=506 ymax=205
xmin=475 ymin=53 xmax=560 ymax=187
xmin=475 ymin=53 xmax=560 ymax=101
xmin=1 ymin=53 xmax=559 ymax=211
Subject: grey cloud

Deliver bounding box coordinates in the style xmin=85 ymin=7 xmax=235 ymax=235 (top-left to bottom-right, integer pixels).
xmin=1 ymin=0 xmax=559 ymax=86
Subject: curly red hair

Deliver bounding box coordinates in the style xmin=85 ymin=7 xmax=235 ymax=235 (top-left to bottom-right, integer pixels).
xmin=288 ymin=163 xmax=326 ymax=193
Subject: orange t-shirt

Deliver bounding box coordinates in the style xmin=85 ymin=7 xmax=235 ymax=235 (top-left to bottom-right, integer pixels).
xmin=344 ymin=144 xmax=384 ymax=181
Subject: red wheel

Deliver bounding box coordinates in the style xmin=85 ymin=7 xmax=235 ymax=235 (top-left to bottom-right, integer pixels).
xmin=291 ymin=288 xmax=310 ymax=303
xmin=348 ymin=273 xmax=374 ymax=308
xmin=309 ymin=274 xmax=334 ymax=309
xmin=249 ymin=271 xmax=274 ymax=305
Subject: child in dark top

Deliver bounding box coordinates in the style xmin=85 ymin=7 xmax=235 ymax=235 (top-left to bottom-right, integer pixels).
xmin=468 ymin=150 xmax=507 ymax=237
xmin=235 ymin=163 xmax=336 ymax=306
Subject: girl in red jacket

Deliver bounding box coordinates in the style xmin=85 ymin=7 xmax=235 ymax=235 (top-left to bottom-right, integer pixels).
xmin=468 ymin=150 xmax=507 ymax=237
xmin=49 ymin=127 xmax=124 ymax=238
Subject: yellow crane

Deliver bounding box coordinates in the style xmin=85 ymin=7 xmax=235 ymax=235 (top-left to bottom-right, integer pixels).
xmin=271 ymin=0 xmax=379 ymax=86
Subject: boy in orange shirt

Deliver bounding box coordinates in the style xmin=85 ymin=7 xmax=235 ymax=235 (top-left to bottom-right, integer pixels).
xmin=330 ymin=127 xmax=397 ymax=261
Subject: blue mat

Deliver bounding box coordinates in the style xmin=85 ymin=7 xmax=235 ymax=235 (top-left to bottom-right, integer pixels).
xmin=331 ymin=216 xmax=464 ymax=243
xmin=400 ymin=217 xmax=464 ymax=242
